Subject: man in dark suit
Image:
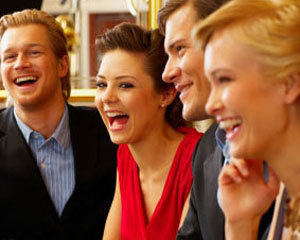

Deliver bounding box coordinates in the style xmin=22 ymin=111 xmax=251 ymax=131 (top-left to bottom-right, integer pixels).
xmin=158 ymin=0 xmax=273 ymax=239
xmin=0 ymin=9 xmax=116 ymax=239
xmin=158 ymin=1 xmax=226 ymax=239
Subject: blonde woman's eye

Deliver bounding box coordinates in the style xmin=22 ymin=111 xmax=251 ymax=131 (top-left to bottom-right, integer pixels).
xmin=218 ymin=76 xmax=231 ymax=83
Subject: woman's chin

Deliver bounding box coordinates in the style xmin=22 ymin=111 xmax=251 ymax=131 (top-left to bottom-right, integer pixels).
xmin=229 ymin=144 xmax=248 ymax=160
xmin=110 ymin=135 xmax=125 ymax=145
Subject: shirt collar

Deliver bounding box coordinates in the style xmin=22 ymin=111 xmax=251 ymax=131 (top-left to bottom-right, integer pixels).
xmin=51 ymin=105 xmax=70 ymax=149
xmin=14 ymin=108 xmax=32 ymax=143
xmin=14 ymin=105 xmax=70 ymax=149
xmin=215 ymin=127 xmax=231 ymax=160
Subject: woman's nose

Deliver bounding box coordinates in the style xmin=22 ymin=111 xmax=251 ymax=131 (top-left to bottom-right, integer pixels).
xmin=205 ymin=89 xmax=224 ymax=116
xmin=101 ymin=86 xmax=118 ymax=104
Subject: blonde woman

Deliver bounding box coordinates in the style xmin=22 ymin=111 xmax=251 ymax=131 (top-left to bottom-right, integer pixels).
xmin=194 ymin=0 xmax=300 ymax=239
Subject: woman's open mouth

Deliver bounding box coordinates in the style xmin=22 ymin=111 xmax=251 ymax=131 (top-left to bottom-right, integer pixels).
xmin=106 ymin=111 xmax=129 ymax=131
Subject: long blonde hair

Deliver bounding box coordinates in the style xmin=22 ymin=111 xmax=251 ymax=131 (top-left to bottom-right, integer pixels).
xmin=193 ymin=0 xmax=300 ymax=81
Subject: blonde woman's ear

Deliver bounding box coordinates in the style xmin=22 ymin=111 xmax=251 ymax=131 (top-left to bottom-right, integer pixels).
xmin=283 ymin=71 xmax=300 ymax=104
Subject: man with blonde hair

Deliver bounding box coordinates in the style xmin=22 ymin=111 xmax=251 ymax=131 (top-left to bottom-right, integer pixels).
xmin=0 ymin=9 xmax=116 ymax=239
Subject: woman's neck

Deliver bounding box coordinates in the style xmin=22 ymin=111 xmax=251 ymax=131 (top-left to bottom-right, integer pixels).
xmin=268 ymin=122 xmax=300 ymax=199
xmin=128 ymin=123 xmax=184 ymax=178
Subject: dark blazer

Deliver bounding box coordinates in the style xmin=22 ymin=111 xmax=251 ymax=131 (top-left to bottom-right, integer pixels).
xmin=176 ymin=123 xmax=274 ymax=240
xmin=177 ymin=123 xmax=224 ymax=240
xmin=0 ymin=104 xmax=117 ymax=239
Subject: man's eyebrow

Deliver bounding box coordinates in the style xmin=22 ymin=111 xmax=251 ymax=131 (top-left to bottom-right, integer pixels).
xmin=27 ymin=43 xmax=44 ymax=47
xmin=167 ymin=39 xmax=184 ymax=51
xmin=2 ymin=43 xmax=44 ymax=53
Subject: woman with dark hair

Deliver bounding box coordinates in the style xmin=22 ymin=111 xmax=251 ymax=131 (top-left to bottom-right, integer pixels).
xmin=95 ymin=23 xmax=202 ymax=240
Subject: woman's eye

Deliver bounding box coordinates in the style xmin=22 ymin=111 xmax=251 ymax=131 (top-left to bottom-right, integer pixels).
xmin=218 ymin=77 xmax=231 ymax=83
xmin=96 ymin=82 xmax=107 ymax=88
xmin=119 ymin=83 xmax=133 ymax=88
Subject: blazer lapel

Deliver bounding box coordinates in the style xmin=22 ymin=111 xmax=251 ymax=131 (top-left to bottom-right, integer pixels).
xmin=61 ymin=105 xmax=99 ymax=219
xmin=68 ymin=105 xmax=98 ymax=186
xmin=202 ymin=130 xmax=225 ymax=240
xmin=0 ymin=107 xmax=59 ymax=222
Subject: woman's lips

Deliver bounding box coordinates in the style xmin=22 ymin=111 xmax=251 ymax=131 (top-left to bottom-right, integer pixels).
xmin=106 ymin=111 xmax=129 ymax=131
xmin=218 ymin=118 xmax=242 ymax=141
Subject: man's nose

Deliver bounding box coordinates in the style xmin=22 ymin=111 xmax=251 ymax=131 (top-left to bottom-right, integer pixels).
xmin=162 ymin=59 xmax=181 ymax=83
xmin=13 ymin=54 xmax=31 ymax=70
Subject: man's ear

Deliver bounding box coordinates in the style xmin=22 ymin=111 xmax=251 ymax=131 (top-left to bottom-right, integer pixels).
xmin=58 ymin=55 xmax=69 ymax=78
xmin=283 ymin=71 xmax=300 ymax=104
xmin=160 ymin=87 xmax=177 ymax=108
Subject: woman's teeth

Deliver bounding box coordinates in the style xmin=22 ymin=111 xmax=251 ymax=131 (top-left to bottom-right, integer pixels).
xmin=106 ymin=112 xmax=127 ymax=117
xmin=219 ymin=119 xmax=241 ymax=131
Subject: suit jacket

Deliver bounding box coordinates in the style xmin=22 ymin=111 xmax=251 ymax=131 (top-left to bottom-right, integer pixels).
xmin=177 ymin=123 xmax=274 ymax=240
xmin=177 ymin=123 xmax=224 ymax=240
xmin=0 ymin=104 xmax=117 ymax=239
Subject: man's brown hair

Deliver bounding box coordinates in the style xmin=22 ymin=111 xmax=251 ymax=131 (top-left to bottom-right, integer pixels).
xmin=158 ymin=0 xmax=229 ymax=35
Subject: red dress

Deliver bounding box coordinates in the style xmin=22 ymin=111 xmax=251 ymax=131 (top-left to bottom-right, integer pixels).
xmin=117 ymin=127 xmax=202 ymax=240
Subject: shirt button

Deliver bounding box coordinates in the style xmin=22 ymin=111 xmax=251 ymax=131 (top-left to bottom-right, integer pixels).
xmin=33 ymin=133 xmax=39 ymax=139
xmin=41 ymin=162 xmax=46 ymax=169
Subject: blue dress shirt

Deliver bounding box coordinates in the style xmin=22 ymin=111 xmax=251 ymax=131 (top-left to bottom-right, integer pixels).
xmin=14 ymin=106 xmax=75 ymax=216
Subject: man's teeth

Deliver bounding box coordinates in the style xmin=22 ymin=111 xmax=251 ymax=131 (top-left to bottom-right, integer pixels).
xmin=16 ymin=76 xmax=37 ymax=84
xmin=106 ymin=112 xmax=127 ymax=118
xmin=219 ymin=119 xmax=241 ymax=131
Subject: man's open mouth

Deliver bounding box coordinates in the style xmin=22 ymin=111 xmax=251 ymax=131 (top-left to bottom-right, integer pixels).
xmin=15 ymin=76 xmax=38 ymax=86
